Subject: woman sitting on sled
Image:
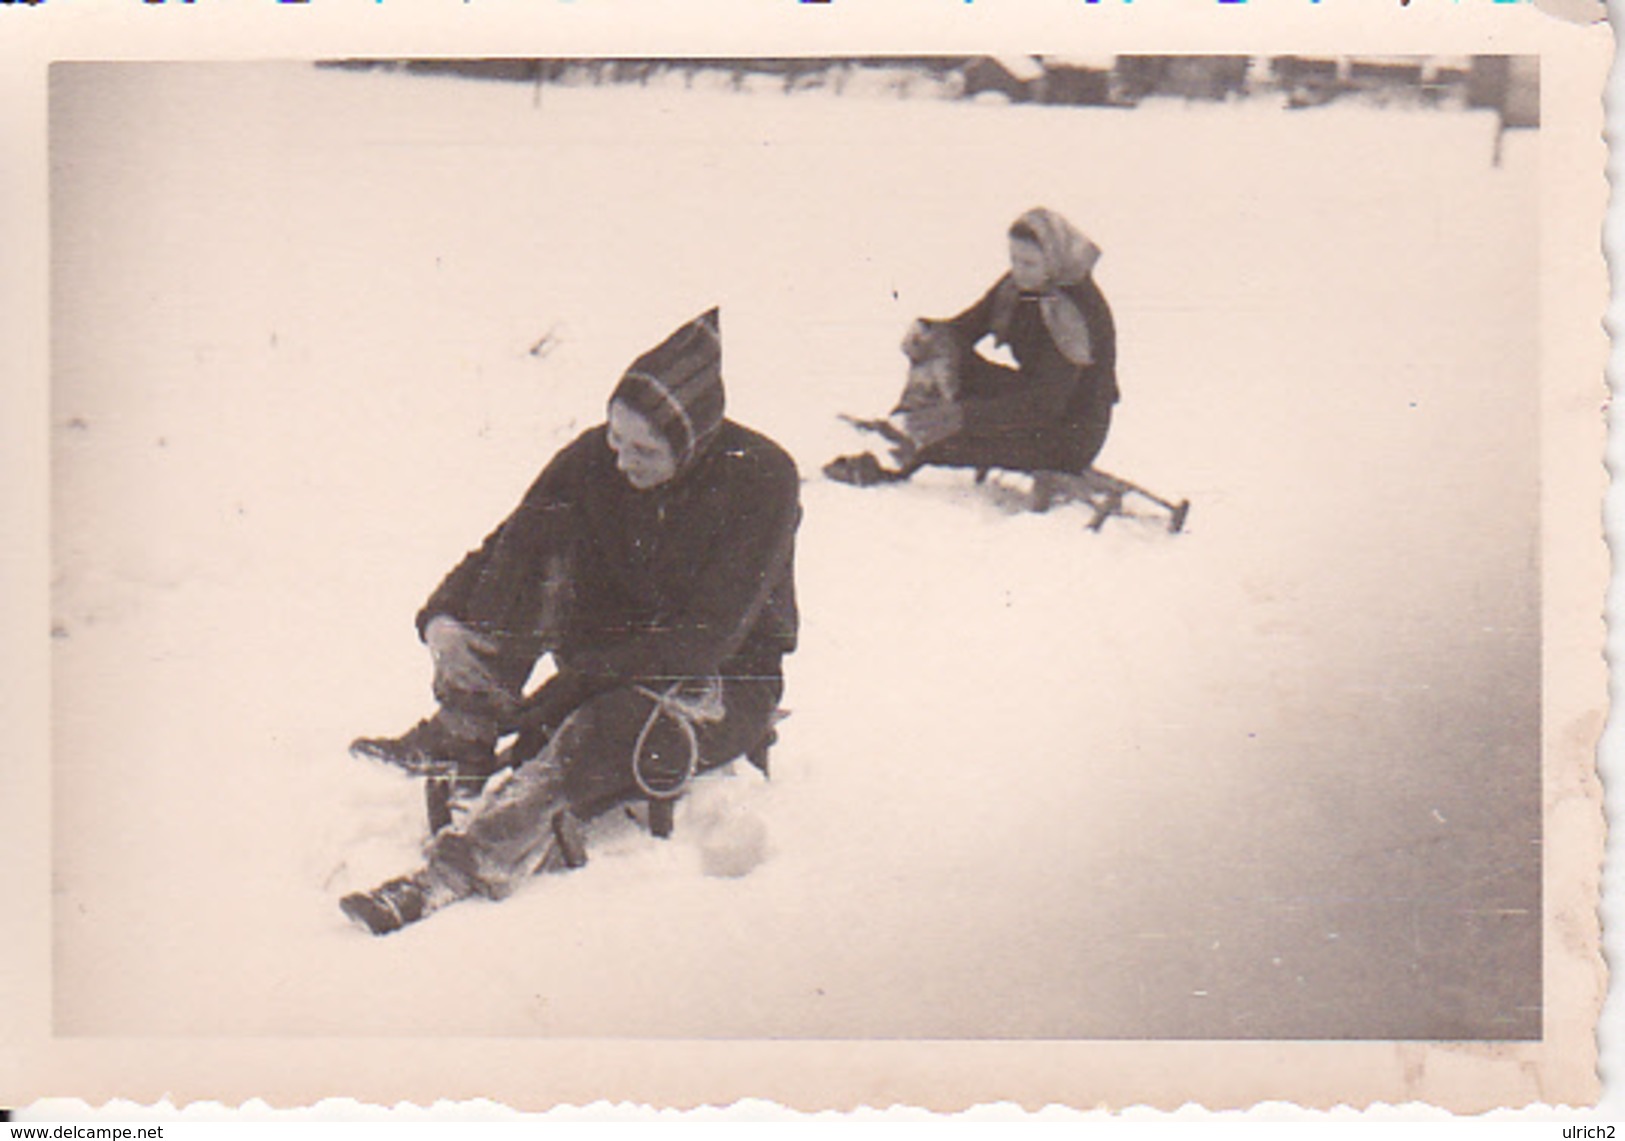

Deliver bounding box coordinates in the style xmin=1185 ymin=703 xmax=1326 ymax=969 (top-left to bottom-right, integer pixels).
xmin=826 ymin=206 xmax=1119 ymax=487
xmin=342 ymin=308 xmax=801 ymax=935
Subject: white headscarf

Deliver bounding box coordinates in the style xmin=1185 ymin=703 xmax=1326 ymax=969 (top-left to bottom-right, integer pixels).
xmin=1007 ymin=207 xmax=1101 ymax=367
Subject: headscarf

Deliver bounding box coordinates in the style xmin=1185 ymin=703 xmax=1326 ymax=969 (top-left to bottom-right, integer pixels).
xmin=609 ymin=307 xmax=726 ymax=474
xmin=999 ymin=207 xmax=1102 ymax=368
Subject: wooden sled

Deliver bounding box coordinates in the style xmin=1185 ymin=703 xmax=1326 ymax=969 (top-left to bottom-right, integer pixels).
xmin=978 ymin=466 xmax=1191 ymax=534
xmin=837 ymin=406 xmax=1189 ymax=533
xmin=642 ymin=715 xmax=781 ymax=839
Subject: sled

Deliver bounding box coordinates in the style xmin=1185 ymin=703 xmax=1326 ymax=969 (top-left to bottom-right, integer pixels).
xmin=642 ymin=715 xmax=780 ymax=839
xmin=993 ymin=467 xmax=1191 ymax=534
xmin=833 ymin=413 xmax=1190 ymax=534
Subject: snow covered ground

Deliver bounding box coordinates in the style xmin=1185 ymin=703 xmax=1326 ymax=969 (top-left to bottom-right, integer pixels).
xmin=49 ymin=62 xmax=1538 ymax=1039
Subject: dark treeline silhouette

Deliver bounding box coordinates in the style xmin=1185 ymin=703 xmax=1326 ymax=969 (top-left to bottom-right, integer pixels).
xmin=317 ymin=55 xmax=1537 ymax=128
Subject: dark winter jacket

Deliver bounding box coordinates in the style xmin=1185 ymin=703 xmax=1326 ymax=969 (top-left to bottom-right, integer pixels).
xmin=417 ymin=419 xmax=800 ymax=732
xmin=945 ymin=271 xmax=1118 ymax=435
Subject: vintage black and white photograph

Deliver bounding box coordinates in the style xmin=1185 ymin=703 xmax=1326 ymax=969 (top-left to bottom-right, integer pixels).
xmin=28 ymin=19 xmax=1609 ymax=1108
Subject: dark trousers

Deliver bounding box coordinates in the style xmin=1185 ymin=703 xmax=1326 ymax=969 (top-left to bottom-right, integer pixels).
xmin=912 ymin=356 xmax=1114 ymax=476
xmin=423 ymin=672 xmax=782 ymax=900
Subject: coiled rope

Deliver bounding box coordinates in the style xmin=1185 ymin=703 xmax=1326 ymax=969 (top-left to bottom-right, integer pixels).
xmin=629 ymin=678 xmax=724 ymax=800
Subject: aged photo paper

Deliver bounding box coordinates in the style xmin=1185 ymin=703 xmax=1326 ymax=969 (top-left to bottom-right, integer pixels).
xmin=0 ymin=0 xmax=1613 ymax=1117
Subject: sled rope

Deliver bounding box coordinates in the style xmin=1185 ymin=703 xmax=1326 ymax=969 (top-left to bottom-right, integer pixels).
xmin=629 ymin=680 xmax=720 ymax=800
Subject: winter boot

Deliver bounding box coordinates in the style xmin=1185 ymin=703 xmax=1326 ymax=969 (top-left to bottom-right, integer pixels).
xmin=339 ymin=870 xmax=454 ymax=936
xmin=350 ymin=717 xmax=496 ymax=778
xmin=822 ymin=452 xmax=908 ymax=487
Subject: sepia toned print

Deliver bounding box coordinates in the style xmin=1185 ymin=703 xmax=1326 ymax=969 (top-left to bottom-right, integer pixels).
xmin=4 ymin=0 xmax=1611 ymax=1113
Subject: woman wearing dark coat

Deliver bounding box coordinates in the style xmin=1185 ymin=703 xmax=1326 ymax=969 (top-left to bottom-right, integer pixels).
xmin=343 ymin=308 xmax=801 ymax=935
xmin=828 ymin=207 xmax=1119 ymax=483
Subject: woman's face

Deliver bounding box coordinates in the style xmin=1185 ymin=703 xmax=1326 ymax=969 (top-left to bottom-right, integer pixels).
xmin=1008 ymin=236 xmax=1050 ymax=291
xmin=607 ymin=400 xmax=679 ymax=490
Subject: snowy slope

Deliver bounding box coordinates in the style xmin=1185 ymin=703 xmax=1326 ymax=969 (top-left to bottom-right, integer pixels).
xmin=49 ymin=63 xmax=1538 ymax=1039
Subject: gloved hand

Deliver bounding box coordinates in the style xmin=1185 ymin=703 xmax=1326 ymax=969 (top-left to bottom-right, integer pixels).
xmin=425 ymin=615 xmax=503 ymax=695
xmin=900 ymin=318 xmax=931 ymax=358
xmin=900 ymin=401 xmax=964 ymax=451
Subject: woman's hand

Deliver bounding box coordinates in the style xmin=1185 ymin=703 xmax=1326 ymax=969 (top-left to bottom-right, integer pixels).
xmin=900 ymin=319 xmax=931 ymax=358
xmin=425 ymin=615 xmax=502 ymax=694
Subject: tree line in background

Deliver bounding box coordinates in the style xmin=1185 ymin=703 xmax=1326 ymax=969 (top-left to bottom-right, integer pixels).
xmin=322 ymin=55 xmax=1538 ymax=128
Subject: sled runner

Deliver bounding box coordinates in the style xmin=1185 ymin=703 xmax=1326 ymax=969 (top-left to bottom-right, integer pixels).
xmin=991 ymin=466 xmax=1191 ymax=534
xmin=339 ymin=722 xmax=784 ymax=936
xmin=826 ymin=310 xmax=1188 ymax=531
xmin=640 ymin=717 xmax=779 ymax=839
xmin=354 ymin=708 xmax=783 ymax=853
xmin=830 ymin=413 xmax=1190 ymax=533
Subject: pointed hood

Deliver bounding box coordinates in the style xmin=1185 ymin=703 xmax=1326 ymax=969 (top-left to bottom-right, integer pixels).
xmin=609 ymin=307 xmax=726 ymax=473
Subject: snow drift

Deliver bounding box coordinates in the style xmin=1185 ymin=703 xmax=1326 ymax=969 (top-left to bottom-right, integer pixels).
xmin=49 ymin=62 xmax=1538 ymax=1039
